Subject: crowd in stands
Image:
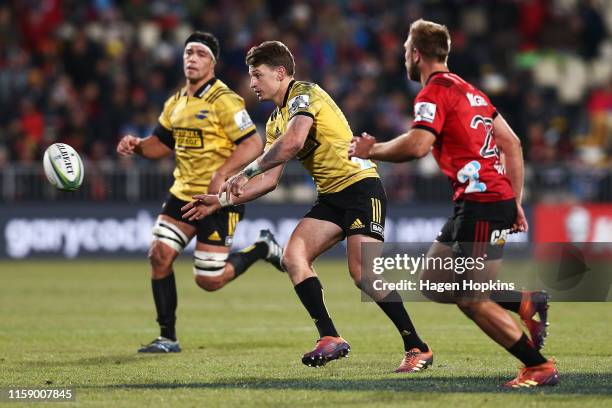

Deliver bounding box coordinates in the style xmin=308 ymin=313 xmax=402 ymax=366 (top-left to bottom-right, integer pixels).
xmin=1 ymin=0 xmax=611 ymax=201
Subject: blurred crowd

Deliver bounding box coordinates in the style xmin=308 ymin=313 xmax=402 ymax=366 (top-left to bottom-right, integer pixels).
xmin=1 ymin=0 xmax=612 ymax=201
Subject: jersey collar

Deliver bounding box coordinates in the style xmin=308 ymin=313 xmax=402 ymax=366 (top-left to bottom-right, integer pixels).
xmin=281 ymin=79 xmax=296 ymax=108
xmin=425 ymin=71 xmax=450 ymax=85
xmin=186 ymin=77 xmax=217 ymax=98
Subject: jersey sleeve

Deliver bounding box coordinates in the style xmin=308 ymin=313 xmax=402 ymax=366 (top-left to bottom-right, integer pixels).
xmin=482 ymin=93 xmax=499 ymax=119
xmin=286 ymin=82 xmax=322 ymax=121
xmin=152 ymin=94 xmax=177 ymax=149
xmin=215 ymin=94 xmax=257 ymax=144
xmin=411 ymin=85 xmax=447 ymax=137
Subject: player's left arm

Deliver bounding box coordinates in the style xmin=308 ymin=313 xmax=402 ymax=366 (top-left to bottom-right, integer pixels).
xmin=493 ymin=113 xmax=528 ymax=232
xmin=349 ymin=128 xmax=435 ymax=162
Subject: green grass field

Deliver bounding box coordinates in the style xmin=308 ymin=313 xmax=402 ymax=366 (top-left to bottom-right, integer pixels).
xmin=1 ymin=259 xmax=610 ymax=407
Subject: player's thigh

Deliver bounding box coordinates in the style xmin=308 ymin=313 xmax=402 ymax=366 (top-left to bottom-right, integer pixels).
xmin=192 ymin=207 xmax=244 ymax=284
xmin=150 ymin=196 xmax=197 ymax=275
xmin=419 ymin=241 xmax=457 ymax=303
xmin=283 ymin=217 xmax=344 ymax=272
xmin=195 ymin=205 xmax=244 ymax=248
xmin=429 ymin=200 xmax=515 ymax=303
xmin=193 ymin=241 xmax=231 ymax=290
xmin=346 ymin=234 xmax=382 ymax=287
xmin=342 ymin=177 xmax=387 ymax=242
xmin=151 ymin=215 xmax=194 ymax=263
xmin=452 ymin=199 xmax=517 ymax=262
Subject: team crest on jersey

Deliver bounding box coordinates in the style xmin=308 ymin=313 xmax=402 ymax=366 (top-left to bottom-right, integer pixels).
xmin=414 ymin=102 xmax=436 ymax=123
xmin=288 ymin=94 xmax=310 ymax=116
xmin=234 ymin=109 xmax=254 ymax=131
xmin=195 ymin=110 xmax=209 ymax=120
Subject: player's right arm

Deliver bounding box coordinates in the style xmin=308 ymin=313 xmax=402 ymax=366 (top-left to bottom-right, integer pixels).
xmin=350 ymin=86 xmax=443 ymax=162
xmin=349 ymin=129 xmax=435 ymax=162
xmin=116 ymin=134 xmax=173 ymax=159
xmin=180 ymin=164 xmax=285 ymax=221
xmin=492 ymin=113 xmax=528 ymax=232
xmin=117 ymin=94 xmax=176 ymax=159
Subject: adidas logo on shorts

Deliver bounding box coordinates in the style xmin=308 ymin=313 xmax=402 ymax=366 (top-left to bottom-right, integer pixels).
xmin=207 ymin=231 xmax=221 ymax=241
xmin=350 ymin=218 xmax=365 ymax=229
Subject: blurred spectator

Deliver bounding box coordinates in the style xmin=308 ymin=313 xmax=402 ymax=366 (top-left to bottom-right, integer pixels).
xmin=586 ymin=77 xmax=612 ymax=150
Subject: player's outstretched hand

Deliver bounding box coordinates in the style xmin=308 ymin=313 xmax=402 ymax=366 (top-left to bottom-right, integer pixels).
xmin=512 ymin=202 xmax=529 ymax=233
xmin=181 ymin=194 xmax=221 ymax=221
xmin=116 ymin=135 xmax=140 ymax=156
xmin=348 ymin=132 xmax=376 ymax=159
xmin=221 ymin=172 xmax=249 ymax=197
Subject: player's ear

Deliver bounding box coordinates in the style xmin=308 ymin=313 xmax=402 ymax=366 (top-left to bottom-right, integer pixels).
xmin=412 ymin=47 xmax=420 ymax=64
xmin=277 ymin=66 xmax=285 ymax=82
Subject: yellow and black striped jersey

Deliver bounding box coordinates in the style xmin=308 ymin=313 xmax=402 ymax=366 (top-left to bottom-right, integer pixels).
xmin=265 ymin=80 xmax=378 ymax=194
xmin=153 ymin=78 xmax=257 ymax=202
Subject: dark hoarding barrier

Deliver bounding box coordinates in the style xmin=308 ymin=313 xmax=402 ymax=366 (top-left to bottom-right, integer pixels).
xmin=0 ymin=203 xmax=528 ymax=259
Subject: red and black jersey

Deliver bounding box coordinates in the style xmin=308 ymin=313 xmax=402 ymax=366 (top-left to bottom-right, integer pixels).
xmin=412 ymin=71 xmax=515 ymax=202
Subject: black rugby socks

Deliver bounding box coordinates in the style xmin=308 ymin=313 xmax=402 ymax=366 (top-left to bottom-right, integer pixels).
xmin=294 ymin=277 xmax=339 ymax=338
xmin=227 ymin=242 xmax=268 ymax=277
xmin=376 ymin=290 xmax=428 ymax=352
xmin=507 ymin=333 xmax=547 ymax=367
xmin=152 ymin=272 xmax=177 ymax=341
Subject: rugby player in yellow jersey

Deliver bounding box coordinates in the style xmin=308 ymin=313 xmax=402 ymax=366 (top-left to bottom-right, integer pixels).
xmin=182 ymin=41 xmax=431 ymax=371
xmin=116 ymin=32 xmax=283 ymax=353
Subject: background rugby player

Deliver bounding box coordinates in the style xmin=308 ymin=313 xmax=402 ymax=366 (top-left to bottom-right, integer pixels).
xmin=117 ymin=32 xmax=283 ymax=353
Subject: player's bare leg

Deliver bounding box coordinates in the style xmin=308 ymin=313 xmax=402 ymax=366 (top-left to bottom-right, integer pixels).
xmin=489 ymin=289 xmax=550 ymax=350
xmin=349 ymin=234 xmax=432 ymax=372
xmin=420 ymin=241 xmax=459 ymax=304
xmin=456 ymin=260 xmax=557 ymax=387
xmin=283 ymin=218 xmax=350 ymax=367
xmin=422 ymin=240 xmax=558 ymax=387
xmin=194 ymin=229 xmax=284 ymax=291
xmin=454 ymin=260 xmax=522 ymax=348
xmin=139 ymin=215 xmax=195 ymax=353
xmin=193 ymin=242 xmax=232 ymax=291
xmin=283 ymin=218 xmax=343 ymax=285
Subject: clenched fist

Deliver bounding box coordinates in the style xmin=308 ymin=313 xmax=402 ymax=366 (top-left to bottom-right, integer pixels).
xmin=116 ymin=135 xmax=140 ymax=156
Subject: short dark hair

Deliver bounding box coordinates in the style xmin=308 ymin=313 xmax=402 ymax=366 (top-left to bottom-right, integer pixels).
xmin=245 ymin=41 xmax=295 ymax=76
xmin=409 ymin=19 xmax=451 ymax=62
xmin=184 ymin=31 xmax=220 ymax=60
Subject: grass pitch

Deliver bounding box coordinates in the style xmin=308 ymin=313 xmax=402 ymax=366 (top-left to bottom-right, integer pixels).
xmin=0 ymin=259 xmax=610 ymax=407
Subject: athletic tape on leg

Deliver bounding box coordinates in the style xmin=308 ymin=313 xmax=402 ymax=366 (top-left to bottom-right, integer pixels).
xmin=194 ymin=251 xmax=229 ymax=277
xmin=152 ymin=217 xmax=189 ymax=252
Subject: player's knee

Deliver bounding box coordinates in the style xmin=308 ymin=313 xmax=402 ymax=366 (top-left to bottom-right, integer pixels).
xmin=280 ymin=251 xmax=305 ymax=274
xmin=192 ymin=250 xmax=229 ymax=291
xmin=148 ymin=241 xmax=175 ymax=278
xmin=194 ymin=274 xmax=225 ymax=292
xmin=456 ymin=299 xmax=481 ymax=317
xmin=348 ymin=263 xmax=362 ymax=288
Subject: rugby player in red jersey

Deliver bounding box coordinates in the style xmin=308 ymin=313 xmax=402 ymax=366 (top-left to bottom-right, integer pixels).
xmin=349 ymin=19 xmax=558 ymax=388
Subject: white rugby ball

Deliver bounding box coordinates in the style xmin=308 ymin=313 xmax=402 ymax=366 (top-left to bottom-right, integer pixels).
xmin=43 ymin=143 xmax=84 ymax=191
